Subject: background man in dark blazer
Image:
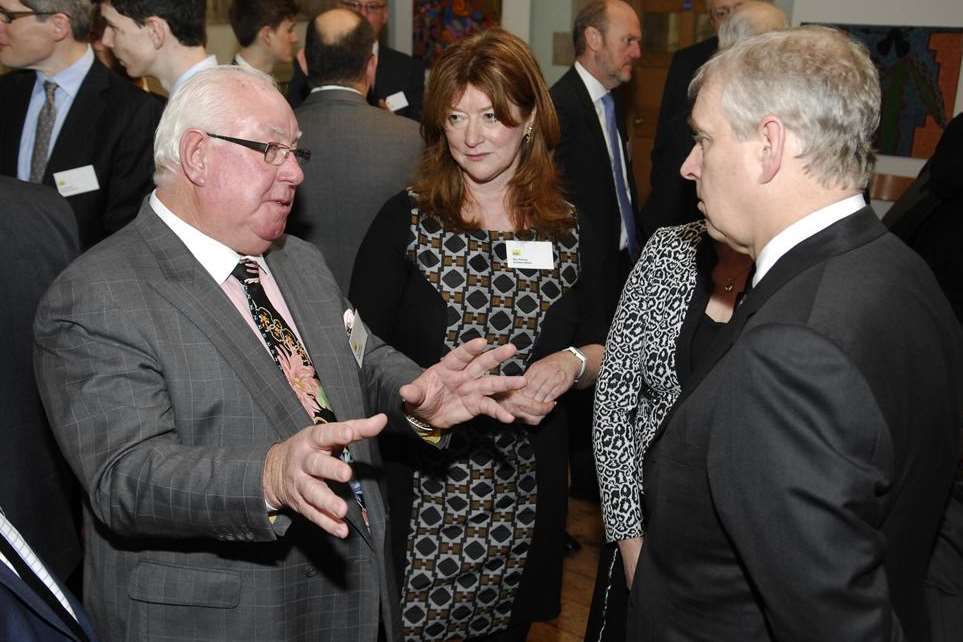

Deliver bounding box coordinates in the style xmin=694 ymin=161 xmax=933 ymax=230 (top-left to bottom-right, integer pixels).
xmin=288 ymin=0 xmax=424 ymax=121
xmin=289 ymin=8 xmax=421 ymax=292
xmin=549 ymin=0 xmax=642 ymax=505
xmin=0 ymin=176 xmax=79 ymax=585
xmin=1 ymin=507 xmax=99 ymax=642
xmin=642 ymin=0 xmax=782 ymax=239
xmin=34 ymin=65 xmax=545 ymax=642
xmin=883 ymin=111 xmax=963 ymax=642
xmin=0 ymin=0 xmax=161 ymax=249
xmin=550 ymin=0 xmax=642 ymax=319
xmin=628 ymin=26 xmax=963 ymax=641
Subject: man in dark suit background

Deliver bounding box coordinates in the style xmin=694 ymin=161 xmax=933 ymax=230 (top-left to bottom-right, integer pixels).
xmin=628 ymin=26 xmax=963 ymax=641
xmin=34 ymin=65 xmax=543 ymax=642
xmin=0 ymin=0 xmax=162 ymax=249
xmin=883 ymin=111 xmax=963 ymax=642
xmin=290 ymin=7 xmax=421 ymax=293
xmin=550 ymin=0 xmax=642 ymax=318
xmin=288 ymin=0 xmax=424 ymax=121
xmin=549 ymin=0 xmax=642 ymax=505
xmin=0 ymin=176 xmax=79 ymax=586
xmin=642 ymin=0 xmax=782 ymax=239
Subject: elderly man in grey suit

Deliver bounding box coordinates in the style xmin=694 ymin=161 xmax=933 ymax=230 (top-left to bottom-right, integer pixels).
xmin=33 ymin=65 xmax=547 ymax=642
xmin=288 ymin=7 xmax=421 ymax=292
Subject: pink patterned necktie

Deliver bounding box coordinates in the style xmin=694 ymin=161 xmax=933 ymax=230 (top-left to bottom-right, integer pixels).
xmin=232 ymin=259 xmax=367 ymax=524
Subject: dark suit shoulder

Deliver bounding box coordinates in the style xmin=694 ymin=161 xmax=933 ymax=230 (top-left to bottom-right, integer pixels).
xmin=89 ymin=60 xmax=164 ymax=115
xmin=0 ymin=177 xmax=79 ymax=261
xmin=669 ymin=36 xmax=717 ymax=73
xmin=0 ymin=68 xmax=35 ymax=90
xmin=379 ymin=46 xmax=421 ymax=71
xmin=549 ymin=66 xmax=585 ymax=107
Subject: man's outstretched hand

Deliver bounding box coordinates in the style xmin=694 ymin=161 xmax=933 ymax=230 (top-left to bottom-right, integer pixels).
xmin=262 ymin=415 xmax=387 ymax=538
xmin=400 ymin=338 xmax=553 ymax=427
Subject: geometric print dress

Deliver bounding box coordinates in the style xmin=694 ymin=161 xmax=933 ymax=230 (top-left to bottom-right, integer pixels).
xmin=398 ymin=200 xmax=580 ymax=641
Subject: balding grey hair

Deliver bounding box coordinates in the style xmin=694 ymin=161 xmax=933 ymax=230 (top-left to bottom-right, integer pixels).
xmin=573 ymin=0 xmax=609 ymax=58
xmin=23 ymin=0 xmax=93 ymax=41
xmin=153 ymin=65 xmax=278 ymax=184
xmin=718 ymin=1 xmax=788 ymax=49
xmin=690 ymin=26 xmax=880 ymax=191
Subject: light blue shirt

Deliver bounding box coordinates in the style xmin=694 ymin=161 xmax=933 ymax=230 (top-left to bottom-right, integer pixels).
xmin=17 ymin=46 xmax=95 ymax=181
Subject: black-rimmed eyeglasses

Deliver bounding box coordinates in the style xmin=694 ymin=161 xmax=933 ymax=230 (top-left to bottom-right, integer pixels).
xmin=0 ymin=8 xmax=69 ymax=23
xmin=206 ymin=133 xmax=311 ymax=166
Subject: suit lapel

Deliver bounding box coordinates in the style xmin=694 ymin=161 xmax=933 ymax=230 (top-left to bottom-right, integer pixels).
xmin=267 ymin=244 xmax=380 ymax=546
xmin=568 ymin=69 xmax=613 ymax=172
xmin=652 ymin=208 xmax=886 ymax=443
xmin=0 ymin=72 xmax=33 ymax=176
xmin=0 ymin=563 xmax=82 ymax=641
xmin=136 ymin=207 xmax=377 ymax=546
xmin=44 ymin=60 xmax=108 ymax=183
xmin=135 ymin=205 xmax=312 ymax=441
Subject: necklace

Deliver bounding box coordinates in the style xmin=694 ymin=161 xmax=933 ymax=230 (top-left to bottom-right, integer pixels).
xmin=718 ymin=264 xmax=753 ymax=294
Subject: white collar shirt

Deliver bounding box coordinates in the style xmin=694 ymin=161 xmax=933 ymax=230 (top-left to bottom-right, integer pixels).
xmin=574 ymin=61 xmax=632 ymax=249
xmin=753 ymin=193 xmax=867 ymax=287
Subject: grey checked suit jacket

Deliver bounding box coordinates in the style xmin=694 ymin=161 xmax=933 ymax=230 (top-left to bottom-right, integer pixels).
xmin=289 ymin=89 xmax=422 ymax=293
xmin=34 ymin=201 xmax=421 ymax=642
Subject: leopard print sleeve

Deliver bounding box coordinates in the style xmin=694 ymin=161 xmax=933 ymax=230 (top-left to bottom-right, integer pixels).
xmin=593 ymin=221 xmax=706 ymax=542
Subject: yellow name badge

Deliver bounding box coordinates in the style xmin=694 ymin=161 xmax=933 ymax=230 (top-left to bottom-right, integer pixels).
xmin=505 ymin=240 xmax=554 ymax=269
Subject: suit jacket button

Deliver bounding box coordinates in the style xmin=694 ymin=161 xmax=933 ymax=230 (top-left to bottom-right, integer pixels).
xmin=304 ymin=567 xmax=317 ymax=577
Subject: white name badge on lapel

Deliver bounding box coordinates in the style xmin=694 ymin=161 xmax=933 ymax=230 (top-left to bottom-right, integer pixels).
xmin=344 ymin=309 xmax=368 ymax=368
xmin=53 ymin=165 xmax=99 ymax=197
xmin=506 ymin=240 xmax=554 ymax=270
xmin=385 ymin=91 xmax=409 ymax=113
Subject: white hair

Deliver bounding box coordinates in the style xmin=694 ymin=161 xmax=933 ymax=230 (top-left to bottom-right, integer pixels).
xmin=153 ymin=65 xmax=278 ymax=184
xmin=717 ymin=1 xmax=789 ymax=49
xmin=690 ymin=26 xmax=880 ymax=190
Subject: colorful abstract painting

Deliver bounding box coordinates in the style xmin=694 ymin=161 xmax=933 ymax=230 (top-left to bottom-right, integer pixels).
xmin=823 ymin=24 xmax=963 ymax=159
xmin=413 ymin=0 xmax=502 ymax=67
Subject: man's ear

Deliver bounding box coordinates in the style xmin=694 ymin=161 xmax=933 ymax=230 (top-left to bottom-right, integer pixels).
xmin=296 ymin=48 xmax=307 ymax=75
xmin=364 ymin=53 xmax=378 ymax=88
xmin=257 ymin=24 xmax=273 ymax=48
xmin=144 ymin=16 xmax=168 ymax=49
xmin=180 ymin=130 xmax=209 ymax=186
xmin=48 ymin=12 xmax=73 ymax=42
xmin=758 ymin=115 xmax=785 ymax=184
xmin=585 ymin=26 xmax=604 ymax=53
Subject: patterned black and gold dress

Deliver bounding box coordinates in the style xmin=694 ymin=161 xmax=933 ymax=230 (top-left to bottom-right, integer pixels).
xmin=349 ymin=190 xmax=606 ymax=641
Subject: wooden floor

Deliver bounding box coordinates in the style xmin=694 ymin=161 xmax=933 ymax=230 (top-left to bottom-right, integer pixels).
xmin=528 ymin=499 xmax=603 ymax=642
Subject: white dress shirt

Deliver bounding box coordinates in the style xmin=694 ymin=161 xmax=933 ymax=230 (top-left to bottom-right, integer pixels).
xmin=574 ymin=61 xmax=633 ymax=250
xmin=0 ymin=508 xmax=77 ymax=621
xmin=753 ymin=193 xmax=867 ymax=286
